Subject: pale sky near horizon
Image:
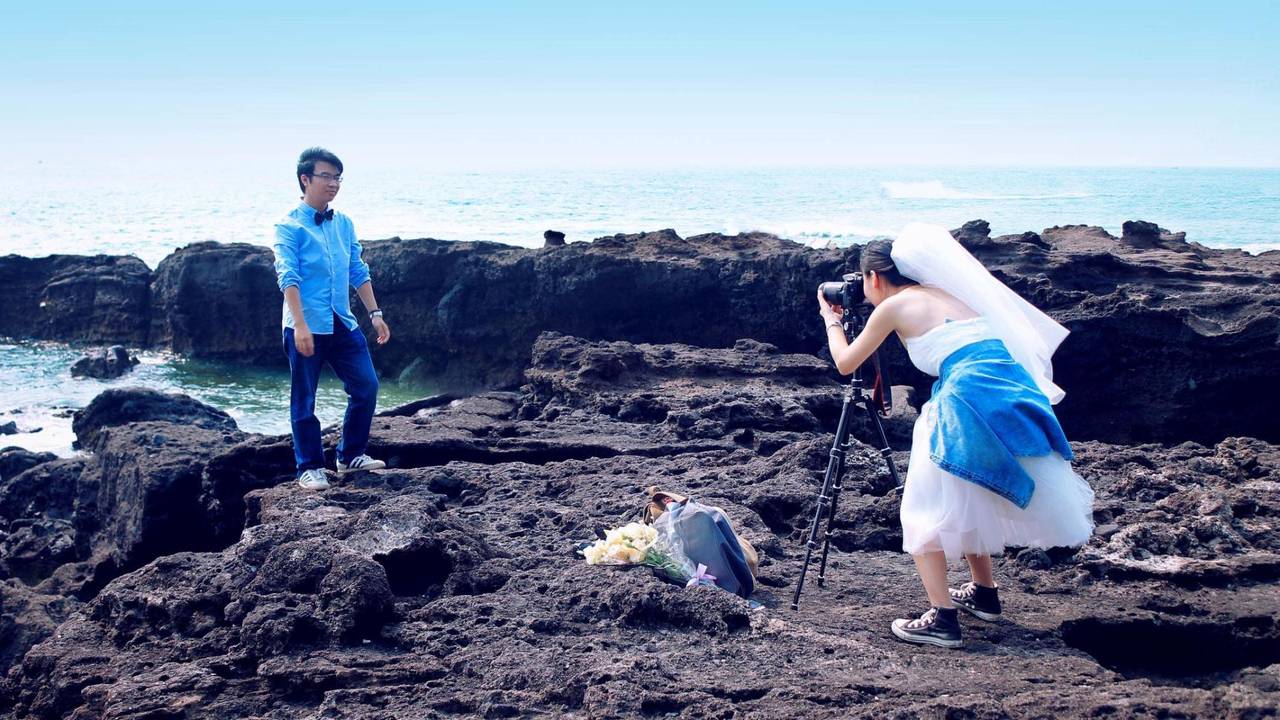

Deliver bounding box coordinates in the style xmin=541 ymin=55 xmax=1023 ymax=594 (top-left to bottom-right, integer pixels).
xmin=2 ymin=1 xmax=1277 ymax=172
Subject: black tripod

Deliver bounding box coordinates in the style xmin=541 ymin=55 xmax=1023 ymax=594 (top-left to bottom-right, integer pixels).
xmin=791 ymin=305 xmax=903 ymax=610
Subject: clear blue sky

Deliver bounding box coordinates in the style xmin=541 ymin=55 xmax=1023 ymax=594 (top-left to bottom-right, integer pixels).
xmin=2 ymin=1 xmax=1277 ymax=171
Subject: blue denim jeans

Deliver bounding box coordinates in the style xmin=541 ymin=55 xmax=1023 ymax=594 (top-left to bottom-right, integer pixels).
xmin=283 ymin=314 xmax=379 ymax=474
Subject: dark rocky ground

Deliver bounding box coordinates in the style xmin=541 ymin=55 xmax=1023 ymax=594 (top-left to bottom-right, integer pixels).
xmin=0 ymin=224 xmax=1277 ymax=718
xmin=1 ymin=330 xmax=1277 ymax=719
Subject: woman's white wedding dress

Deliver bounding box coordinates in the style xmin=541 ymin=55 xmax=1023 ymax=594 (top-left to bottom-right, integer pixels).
xmin=899 ymin=317 xmax=1095 ymax=560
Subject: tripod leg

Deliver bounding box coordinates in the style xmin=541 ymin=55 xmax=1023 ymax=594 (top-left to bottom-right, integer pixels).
xmin=791 ymin=383 xmax=857 ymax=610
xmin=816 ymin=405 xmax=854 ymax=587
xmin=815 ymin=393 xmax=898 ymax=591
xmin=789 ymin=483 xmax=829 ymax=611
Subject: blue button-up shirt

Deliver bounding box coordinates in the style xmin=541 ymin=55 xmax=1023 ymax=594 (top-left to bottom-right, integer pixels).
xmin=272 ymin=202 xmax=371 ymax=333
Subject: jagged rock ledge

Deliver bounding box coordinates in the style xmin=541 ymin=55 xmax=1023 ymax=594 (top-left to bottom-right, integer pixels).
xmin=2 ymin=221 xmax=1278 ymax=444
xmin=1 ymin=333 xmax=1277 ymax=718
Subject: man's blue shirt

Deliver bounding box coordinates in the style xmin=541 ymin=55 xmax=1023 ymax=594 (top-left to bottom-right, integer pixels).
xmin=272 ymin=202 xmax=371 ymax=333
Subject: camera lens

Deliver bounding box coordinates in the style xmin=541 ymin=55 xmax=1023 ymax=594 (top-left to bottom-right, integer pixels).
xmin=819 ymin=282 xmax=846 ymax=306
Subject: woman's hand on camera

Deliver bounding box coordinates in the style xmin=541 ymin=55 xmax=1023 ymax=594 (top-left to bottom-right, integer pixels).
xmin=817 ymin=289 xmax=842 ymax=323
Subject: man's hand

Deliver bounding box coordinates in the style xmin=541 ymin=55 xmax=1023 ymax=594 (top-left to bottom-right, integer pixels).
xmin=371 ymin=316 xmax=391 ymax=345
xmin=294 ymin=325 xmax=315 ymax=357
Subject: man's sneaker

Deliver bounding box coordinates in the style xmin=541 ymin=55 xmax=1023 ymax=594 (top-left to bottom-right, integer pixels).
xmin=336 ymin=455 xmax=386 ymax=475
xmin=950 ymin=582 xmax=1002 ymax=622
xmin=297 ymin=468 xmax=330 ymax=491
xmin=890 ymin=607 xmax=963 ymax=648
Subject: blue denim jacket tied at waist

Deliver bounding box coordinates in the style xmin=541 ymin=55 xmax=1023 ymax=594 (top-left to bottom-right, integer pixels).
xmin=928 ymin=338 xmax=1074 ymax=509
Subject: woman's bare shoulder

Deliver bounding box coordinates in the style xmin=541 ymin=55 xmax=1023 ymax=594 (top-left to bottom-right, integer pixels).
xmin=886 ymin=287 xmax=976 ymax=337
xmin=911 ymin=286 xmax=978 ymax=319
xmin=873 ymin=291 xmax=928 ymax=333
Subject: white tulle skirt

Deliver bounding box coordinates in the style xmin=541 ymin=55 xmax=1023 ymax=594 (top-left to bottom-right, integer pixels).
xmin=900 ymin=402 xmax=1096 ymax=561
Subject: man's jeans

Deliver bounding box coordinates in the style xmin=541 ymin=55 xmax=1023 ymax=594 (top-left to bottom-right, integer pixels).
xmin=283 ymin=315 xmax=379 ymax=474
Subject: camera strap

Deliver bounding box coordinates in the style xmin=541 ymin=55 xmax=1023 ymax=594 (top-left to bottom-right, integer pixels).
xmin=869 ymin=352 xmax=893 ymax=415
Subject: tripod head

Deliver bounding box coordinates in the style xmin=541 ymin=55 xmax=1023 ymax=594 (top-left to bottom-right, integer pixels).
xmin=837 ymin=304 xmax=893 ymax=416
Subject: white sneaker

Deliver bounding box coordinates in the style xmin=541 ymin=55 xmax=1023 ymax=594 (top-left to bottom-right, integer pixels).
xmin=336 ymin=454 xmax=386 ymax=475
xmin=297 ymin=468 xmax=330 ymax=490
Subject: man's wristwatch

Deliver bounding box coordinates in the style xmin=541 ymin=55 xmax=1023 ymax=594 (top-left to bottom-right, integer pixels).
xmin=369 ymin=309 xmax=384 ymax=320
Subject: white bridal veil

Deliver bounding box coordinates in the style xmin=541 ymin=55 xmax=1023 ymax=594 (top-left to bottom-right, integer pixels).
xmin=890 ymin=222 xmax=1069 ymax=403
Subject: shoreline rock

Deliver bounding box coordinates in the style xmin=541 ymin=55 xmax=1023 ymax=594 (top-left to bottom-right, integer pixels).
xmin=0 ymin=254 xmax=150 ymax=345
xmin=2 ymin=222 xmax=1278 ymax=446
xmin=0 ymin=336 xmax=1276 ymax=718
xmin=69 ymin=345 xmax=139 ymax=380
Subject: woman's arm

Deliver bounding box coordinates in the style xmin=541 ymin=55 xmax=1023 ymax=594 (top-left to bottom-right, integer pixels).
xmin=818 ymin=292 xmax=899 ymax=375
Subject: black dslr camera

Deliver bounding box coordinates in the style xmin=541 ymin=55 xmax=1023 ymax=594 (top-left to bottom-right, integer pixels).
xmin=818 ymin=272 xmax=866 ymax=309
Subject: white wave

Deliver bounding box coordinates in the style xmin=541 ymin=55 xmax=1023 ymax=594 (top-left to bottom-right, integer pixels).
xmin=882 ymin=180 xmax=1091 ymax=201
xmin=1242 ymin=243 xmax=1280 ymax=255
xmin=774 ymin=222 xmax=896 ymax=248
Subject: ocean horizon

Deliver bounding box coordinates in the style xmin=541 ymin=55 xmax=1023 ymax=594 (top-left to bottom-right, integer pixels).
xmin=4 ymin=165 xmax=1278 ymax=270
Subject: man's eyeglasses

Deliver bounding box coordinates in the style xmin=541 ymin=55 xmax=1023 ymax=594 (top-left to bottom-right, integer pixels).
xmin=308 ymin=172 xmax=343 ymax=184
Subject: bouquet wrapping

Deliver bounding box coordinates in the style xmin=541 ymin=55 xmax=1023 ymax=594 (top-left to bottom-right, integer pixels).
xmin=581 ymin=518 xmax=697 ymax=584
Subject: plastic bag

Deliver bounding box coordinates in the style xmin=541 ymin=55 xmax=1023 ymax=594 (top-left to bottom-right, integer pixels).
xmin=658 ymin=500 xmax=755 ymax=597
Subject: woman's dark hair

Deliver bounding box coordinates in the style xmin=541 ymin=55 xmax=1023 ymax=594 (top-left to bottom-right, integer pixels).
xmin=859 ymin=238 xmax=918 ymax=287
xmin=297 ymin=147 xmax=344 ymax=193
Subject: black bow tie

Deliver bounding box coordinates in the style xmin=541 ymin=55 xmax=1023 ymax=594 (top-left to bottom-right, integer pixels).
xmin=314 ymin=208 xmax=334 ymax=225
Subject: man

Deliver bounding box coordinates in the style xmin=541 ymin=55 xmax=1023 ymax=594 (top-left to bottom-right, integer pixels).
xmin=272 ymin=147 xmax=391 ymax=490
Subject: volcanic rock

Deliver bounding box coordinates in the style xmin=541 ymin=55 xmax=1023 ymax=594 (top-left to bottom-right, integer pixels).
xmin=0 ymin=389 xmax=249 ymax=676
xmin=358 ymin=230 xmax=852 ymax=393
xmin=5 ymin=220 xmax=1280 ymax=446
xmin=148 ymin=241 xmax=282 ymax=362
xmin=0 ymin=254 xmax=151 ymax=345
xmin=2 ymin=223 xmax=1279 ymax=445
xmin=2 ymin=334 xmax=1276 ymax=718
xmin=967 ymin=221 xmax=1280 ymax=443
xmin=71 ymin=387 xmax=239 ymax=452
xmin=0 ymin=580 xmax=78 ymax=676
xmin=0 ymin=448 xmax=57 ymax=481
xmin=69 ymin=345 xmax=139 ymax=379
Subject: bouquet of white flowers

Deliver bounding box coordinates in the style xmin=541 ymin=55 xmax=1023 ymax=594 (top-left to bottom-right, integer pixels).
xmin=581 ymin=520 xmax=695 ymax=583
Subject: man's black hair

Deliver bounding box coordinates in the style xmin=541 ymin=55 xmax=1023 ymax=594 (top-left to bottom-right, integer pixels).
xmin=297 ymin=147 xmax=343 ymax=193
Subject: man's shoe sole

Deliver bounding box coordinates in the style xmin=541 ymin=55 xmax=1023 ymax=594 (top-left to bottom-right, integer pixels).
xmin=891 ymin=623 xmax=963 ymax=648
xmin=954 ymin=603 xmax=1001 ymax=622
xmin=297 ymin=480 xmax=330 ymax=490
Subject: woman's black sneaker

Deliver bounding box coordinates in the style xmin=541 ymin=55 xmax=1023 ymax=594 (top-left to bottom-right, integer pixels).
xmin=890 ymin=607 xmax=962 ymax=648
xmin=949 ymin=582 xmax=1001 ymax=621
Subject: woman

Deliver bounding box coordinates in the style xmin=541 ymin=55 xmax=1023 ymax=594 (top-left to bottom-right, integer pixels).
xmin=817 ymin=223 xmax=1094 ymax=648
